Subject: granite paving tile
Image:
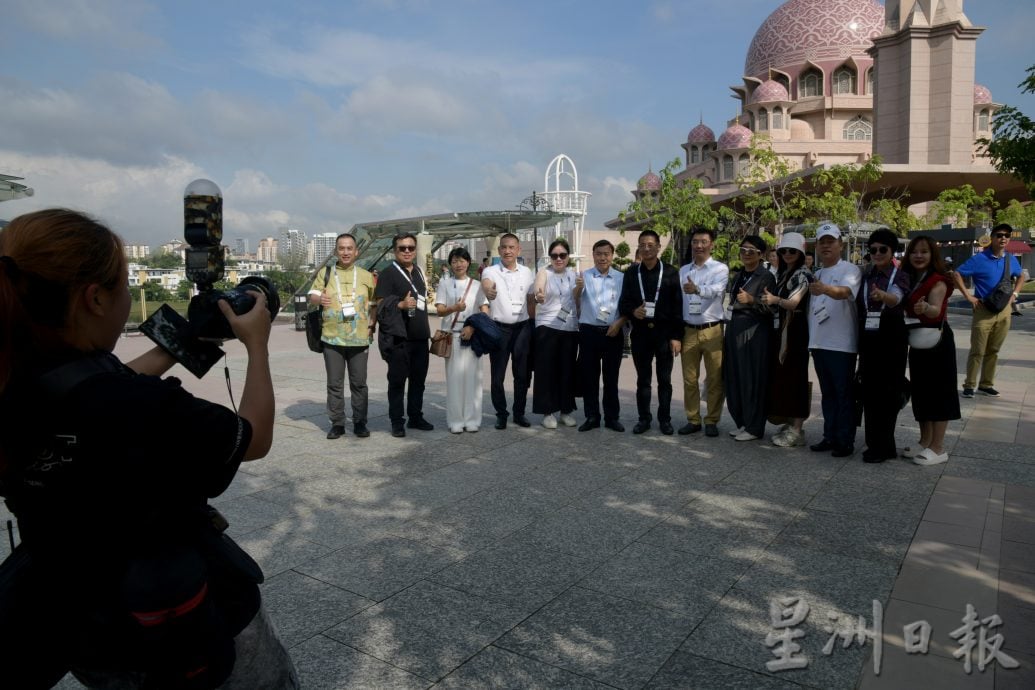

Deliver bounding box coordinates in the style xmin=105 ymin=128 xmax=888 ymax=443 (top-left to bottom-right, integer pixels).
xmin=951 ymin=439 xmax=1035 ymax=465
xmin=1003 ymin=515 xmax=1035 ymax=544
xmin=935 ymin=475 xmax=998 ymax=498
xmin=234 ymin=522 xmax=334 ymax=578
xmin=998 ymin=602 xmax=1035 ymax=656
xmin=1001 ymin=539 xmax=1035 ymax=574
xmin=214 ymin=493 xmax=299 ymax=536
xmin=260 ymin=570 xmax=375 ymax=648
xmin=294 ymin=536 xmax=467 ymax=601
xmin=995 ymin=648 xmax=1034 ymax=690
xmin=514 ymin=461 xmax=631 ymax=503
xmin=805 ymin=480 xmax=931 ymax=521
xmin=509 ymin=503 xmax=663 ymax=561
xmin=290 ymin=633 xmax=430 ymax=689
xmin=890 ymin=559 xmax=998 ymax=613
xmin=434 ymin=645 xmax=614 ymax=689
xmin=945 ymin=458 xmax=1035 ymax=488
xmin=914 ymin=520 xmax=985 ymax=549
xmin=644 ymin=651 xmax=804 ymax=690
xmin=882 ymin=598 xmax=971 ymax=661
xmin=495 ymin=586 xmax=693 ymax=689
xmin=999 ymin=568 xmax=1035 ymax=610
xmin=922 ymin=491 xmax=991 ymax=527
xmin=904 ymin=539 xmax=982 ymax=570
xmin=577 ymin=541 xmax=750 ymax=618
xmin=772 ymin=509 xmax=918 ymax=565
xmin=856 ymin=642 xmax=995 ymax=690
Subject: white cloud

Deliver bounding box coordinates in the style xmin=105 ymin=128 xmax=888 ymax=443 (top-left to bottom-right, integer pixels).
xmin=4 ymin=0 xmax=162 ymax=52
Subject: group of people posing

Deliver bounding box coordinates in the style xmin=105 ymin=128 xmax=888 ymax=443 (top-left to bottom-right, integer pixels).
xmin=311 ymin=222 xmax=1024 ymax=467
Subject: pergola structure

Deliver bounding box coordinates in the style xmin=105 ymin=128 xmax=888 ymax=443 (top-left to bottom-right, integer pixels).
xmin=0 ymin=174 xmax=34 ymax=203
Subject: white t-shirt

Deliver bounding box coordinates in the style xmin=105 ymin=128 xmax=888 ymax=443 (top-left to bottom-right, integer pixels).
xmin=482 ymin=263 xmax=534 ymax=323
xmin=435 ymin=277 xmax=486 ymax=332
xmin=535 ymin=268 xmax=579 ymax=332
xmin=807 ymin=259 xmax=862 ymax=353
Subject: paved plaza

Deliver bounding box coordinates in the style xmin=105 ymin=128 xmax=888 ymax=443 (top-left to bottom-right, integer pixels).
xmin=22 ymin=307 xmax=1035 ymax=689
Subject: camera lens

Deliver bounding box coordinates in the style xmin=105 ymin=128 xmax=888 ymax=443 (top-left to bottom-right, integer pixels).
xmin=187 ymin=277 xmax=280 ymax=340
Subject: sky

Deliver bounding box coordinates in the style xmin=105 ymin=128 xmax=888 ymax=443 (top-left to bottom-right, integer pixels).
xmin=2 ymin=0 xmax=1033 ymax=248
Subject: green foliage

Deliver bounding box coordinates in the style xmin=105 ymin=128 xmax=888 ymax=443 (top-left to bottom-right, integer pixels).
xmin=788 ymin=158 xmax=883 ymax=229
xmin=727 ymin=135 xmax=804 ymax=231
xmin=264 ymin=269 xmax=308 ymax=308
xmin=613 ymin=241 xmax=632 ymax=271
xmin=925 ymin=184 xmax=999 ymax=228
xmin=140 ymin=252 xmax=183 ymax=269
xmin=996 ymin=198 xmax=1035 ymax=230
xmin=980 ymin=65 xmax=1035 ymax=191
xmin=139 ymin=282 xmax=173 ymax=301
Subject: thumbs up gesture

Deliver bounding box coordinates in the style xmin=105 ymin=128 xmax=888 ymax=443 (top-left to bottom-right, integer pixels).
xmin=762 ymin=287 xmax=776 ymax=307
xmin=398 ymin=291 xmax=415 ymax=310
xmin=575 ymin=270 xmax=585 ymax=291
xmin=683 ymin=276 xmax=697 ymax=294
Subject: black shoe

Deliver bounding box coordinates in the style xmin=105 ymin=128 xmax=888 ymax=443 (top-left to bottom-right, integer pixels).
xmin=704 ymin=424 xmax=719 ymax=437
xmin=353 ymin=423 xmax=369 ymax=438
xmin=578 ymin=418 xmax=601 ymax=432
xmin=633 ymin=420 xmax=651 ymax=434
xmin=961 ymin=388 xmax=975 ymax=398
xmin=495 ymin=415 xmax=507 ymax=430
xmin=831 ymin=445 xmax=855 ymax=458
xmin=513 ymin=415 xmax=531 ymax=428
xmin=810 ymin=440 xmax=834 ymax=452
xmin=862 ymin=449 xmax=892 ymax=463
xmin=604 ymin=420 xmax=625 ymax=432
xmin=326 ymin=424 xmax=345 ymax=440
xmin=391 ymin=425 xmax=406 ymax=438
xmin=407 ymin=417 xmax=434 ymax=431
xmin=977 ymin=387 xmax=1000 ymax=397
xmin=678 ymin=422 xmax=703 ymax=435
xmin=659 ymin=421 xmax=675 ymax=435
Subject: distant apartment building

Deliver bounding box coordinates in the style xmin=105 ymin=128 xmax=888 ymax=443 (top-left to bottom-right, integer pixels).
xmin=257 ymin=237 xmax=278 ymax=264
xmin=279 ymin=227 xmax=307 ymax=268
xmin=234 ymin=238 xmax=250 ymax=257
xmin=310 ymin=233 xmax=338 ymax=266
xmin=124 ymin=244 xmax=150 ymax=260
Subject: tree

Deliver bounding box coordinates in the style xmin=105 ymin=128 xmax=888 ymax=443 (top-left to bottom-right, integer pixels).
xmin=142 ymin=252 xmax=184 ymax=269
xmin=728 ymin=134 xmax=804 ymax=231
xmin=980 ymin=64 xmax=1035 ymax=191
xmin=924 ymin=184 xmax=999 ymax=229
xmin=613 ymin=241 xmax=632 ymax=271
xmin=617 ymin=157 xmax=719 ymax=264
xmin=996 ymin=198 xmax=1035 ymax=230
xmin=140 ymin=282 xmax=173 ymax=302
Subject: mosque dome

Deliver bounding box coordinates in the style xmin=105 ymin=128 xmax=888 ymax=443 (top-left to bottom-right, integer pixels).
xmin=637 ymin=170 xmax=662 ymax=191
xmin=751 ymin=79 xmax=791 ymax=103
xmin=687 ymin=122 xmax=716 ymax=144
xmin=717 ymin=124 xmax=753 ymax=150
xmin=974 ymin=84 xmax=993 ymax=105
xmin=743 ymin=0 xmax=884 ymax=79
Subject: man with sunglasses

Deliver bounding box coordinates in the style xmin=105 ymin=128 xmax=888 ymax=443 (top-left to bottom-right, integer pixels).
xmin=375 ymin=233 xmax=433 ymax=437
xmin=952 ymin=223 xmax=1023 ymax=398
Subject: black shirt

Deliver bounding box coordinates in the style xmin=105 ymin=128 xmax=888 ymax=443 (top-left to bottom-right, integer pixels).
xmin=618 ymin=261 xmax=683 ymax=341
xmin=375 ymin=262 xmax=431 ymax=340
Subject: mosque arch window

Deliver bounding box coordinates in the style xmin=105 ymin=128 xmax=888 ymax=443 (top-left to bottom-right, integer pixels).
xmin=773 ymin=107 xmax=784 ymax=129
xmin=738 ymin=153 xmax=750 ymax=176
xmin=722 ymin=155 xmax=734 ymax=180
xmin=865 ymin=68 xmax=874 ymax=95
xmin=833 ymin=67 xmax=856 ymax=95
xmin=775 ymin=74 xmax=790 ymax=94
xmin=800 ymin=69 xmax=822 ymax=98
xmin=977 ymin=110 xmax=990 ymax=131
xmin=691 ymin=146 xmax=700 ymax=164
xmin=748 ymin=111 xmax=756 ymax=130
xmin=843 ymin=116 xmax=872 ymax=141
xmin=758 ymin=108 xmax=769 ymax=131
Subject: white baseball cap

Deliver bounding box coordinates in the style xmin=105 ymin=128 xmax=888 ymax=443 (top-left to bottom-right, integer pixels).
xmin=816 ymin=222 xmax=841 ymax=240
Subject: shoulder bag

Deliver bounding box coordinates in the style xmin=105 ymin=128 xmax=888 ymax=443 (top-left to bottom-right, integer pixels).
xmin=306 ymin=265 xmax=333 ymax=353
xmin=981 ymin=257 xmax=1014 ymax=314
xmin=430 ymin=278 xmax=474 ymax=358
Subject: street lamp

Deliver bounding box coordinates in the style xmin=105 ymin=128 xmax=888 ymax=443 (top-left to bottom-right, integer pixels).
xmin=519 ymin=190 xmax=553 ymax=270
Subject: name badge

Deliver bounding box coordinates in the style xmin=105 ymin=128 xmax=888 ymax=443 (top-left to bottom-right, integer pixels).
xmin=773 ymin=314 xmax=781 ymax=330
xmin=597 ymin=307 xmax=611 ymax=322
xmin=903 ymin=316 xmax=921 ymax=327
xmin=416 ymin=296 xmax=427 ymax=312
xmin=341 ymin=302 xmax=357 ymax=319
xmin=557 ymin=307 xmax=570 ymax=323
xmin=865 ymin=312 xmax=881 ymax=331
xmin=814 ymin=305 xmax=830 ymax=323
xmin=644 ymin=302 xmax=656 ymax=319
xmin=688 ymin=297 xmax=703 ymax=315
xmin=511 ymin=300 xmax=523 ymax=316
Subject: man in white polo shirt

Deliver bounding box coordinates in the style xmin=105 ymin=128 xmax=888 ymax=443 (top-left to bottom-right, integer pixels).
xmin=807 ymin=222 xmax=862 ymax=458
xmin=481 ymin=233 xmax=535 ymax=429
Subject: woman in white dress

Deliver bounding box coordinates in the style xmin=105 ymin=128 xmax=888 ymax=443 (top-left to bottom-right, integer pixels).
xmin=531 ymin=238 xmax=580 ymax=429
xmin=435 ymin=247 xmax=487 ymax=433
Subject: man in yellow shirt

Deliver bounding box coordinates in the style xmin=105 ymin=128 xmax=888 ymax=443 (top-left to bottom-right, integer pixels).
xmin=308 ymin=233 xmax=376 ymax=439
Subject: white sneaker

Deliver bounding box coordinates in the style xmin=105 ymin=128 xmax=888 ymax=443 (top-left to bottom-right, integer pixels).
xmin=901 ymin=445 xmax=925 ymax=459
xmin=542 ymin=414 xmax=558 ymax=429
xmin=729 ymin=426 xmax=745 ymax=437
xmin=735 ymin=430 xmax=760 ymax=442
xmin=773 ymin=429 xmax=804 ymax=447
xmin=913 ymin=448 xmax=948 ymax=466
xmin=558 ymin=413 xmax=577 ymax=427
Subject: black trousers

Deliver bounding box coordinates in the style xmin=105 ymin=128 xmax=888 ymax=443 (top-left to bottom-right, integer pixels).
xmin=631 ymin=329 xmax=674 ymax=423
xmin=489 ymin=319 xmax=532 ymax=418
xmin=385 ymin=336 xmax=429 ymax=425
xmin=578 ymin=323 xmax=623 ymax=422
xmin=532 ymin=326 xmax=578 ymax=415
xmin=859 ymin=316 xmax=908 ymax=457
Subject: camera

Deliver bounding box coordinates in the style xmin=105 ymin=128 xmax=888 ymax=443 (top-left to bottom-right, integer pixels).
xmin=140 ymin=179 xmax=280 ymax=377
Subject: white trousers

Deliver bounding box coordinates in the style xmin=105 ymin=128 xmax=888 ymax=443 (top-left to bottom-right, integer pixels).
xmin=444 ymin=333 xmax=483 ymax=431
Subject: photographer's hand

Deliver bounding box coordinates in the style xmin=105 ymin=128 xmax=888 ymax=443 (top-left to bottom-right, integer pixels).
xmin=218 ymin=295 xmax=273 ymax=461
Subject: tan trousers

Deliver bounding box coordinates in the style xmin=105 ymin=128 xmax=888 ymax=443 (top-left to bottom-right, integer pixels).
xmin=681 ymin=323 xmax=725 ymax=424
xmin=964 ymin=304 xmax=1012 ymax=389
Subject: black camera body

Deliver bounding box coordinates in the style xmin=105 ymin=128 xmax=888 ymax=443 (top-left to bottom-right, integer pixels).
xmin=140 ymin=180 xmax=280 ymax=377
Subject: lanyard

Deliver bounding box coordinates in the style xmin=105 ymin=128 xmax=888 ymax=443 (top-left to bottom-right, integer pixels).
xmin=731 ymin=270 xmax=757 ymax=297
xmin=334 ymin=265 xmax=358 ymax=303
xmin=866 ymin=264 xmax=898 ymax=312
xmin=588 ymin=269 xmax=615 ymax=313
xmin=498 ymin=265 xmax=522 ymax=302
xmin=393 ymin=261 xmax=424 ymax=297
xmin=550 ymin=270 xmax=574 ymax=310
xmin=637 ymin=263 xmax=663 ymax=304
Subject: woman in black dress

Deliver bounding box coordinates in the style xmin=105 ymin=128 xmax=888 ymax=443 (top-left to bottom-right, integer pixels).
xmin=760 ymin=232 xmax=813 ymax=447
xmin=902 ymin=235 xmax=960 ymax=465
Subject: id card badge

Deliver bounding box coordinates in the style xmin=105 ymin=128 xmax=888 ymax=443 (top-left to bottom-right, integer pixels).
xmin=814 ymin=305 xmax=830 ymax=323
xmin=725 ymin=305 xmax=733 ymax=321
xmin=865 ymin=311 xmax=881 ymax=331
xmin=341 ymin=302 xmax=357 ymax=319
xmin=644 ymin=302 xmax=656 ymax=319
xmin=597 ymin=306 xmax=611 ymax=323
xmin=511 ymin=300 xmax=523 ymax=316
xmin=687 ymin=297 xmax=703 ymax=315
xmin=773 ymin=314 xmax=781 ymax=330
xmin=557 ymin=307 xmax=570 ymax=323
xmin=416 ymin=296 xmax=427 ymax=312
xmin=903 ymin=315 xmax=921 ymax=328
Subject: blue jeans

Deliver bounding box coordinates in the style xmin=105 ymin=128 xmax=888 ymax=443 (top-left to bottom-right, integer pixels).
xmin=811 ymin=349 xmax=857 ymax=449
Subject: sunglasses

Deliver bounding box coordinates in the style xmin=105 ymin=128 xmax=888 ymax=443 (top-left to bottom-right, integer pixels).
xmin=395 ymin=245 xmax=417 ymax=252
xmin=550 ymin=252 xmax=569 ymax=260
xmin=777 ymin=248 xmax=799 ymax=255
xmin=992 ymin=233 xmax=1011 ymax=239
xmin=868 ymin=245 xmax=890 ymax=255
xmin=739 ymin=247 xmax=760 ymax=255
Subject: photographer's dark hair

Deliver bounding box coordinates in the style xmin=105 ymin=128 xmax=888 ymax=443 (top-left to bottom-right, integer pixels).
xmin=447 ymin=247 xmax=472 ymax=264
xmin=0 ymin=209 xmax=124 ymax=395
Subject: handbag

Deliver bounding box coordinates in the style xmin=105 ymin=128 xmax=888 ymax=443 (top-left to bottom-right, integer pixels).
xmin=430 ymin=277 xmax=474 ymax=358
xmin=908 ymin=324 xmax=943 ymax=349
xmin=981 ymin=258 xmax=1014 ymax=313
xmin=306 ymin=265 xmax=333 ymax=353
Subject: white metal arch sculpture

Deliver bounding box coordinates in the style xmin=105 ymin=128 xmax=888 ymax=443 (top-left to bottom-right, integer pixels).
xmin=542 ymin=154 xmax=591 ymax=268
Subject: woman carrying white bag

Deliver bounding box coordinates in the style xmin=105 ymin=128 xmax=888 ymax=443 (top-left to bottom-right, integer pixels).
xmin=435 ymin=247 xmax=488 ymax=433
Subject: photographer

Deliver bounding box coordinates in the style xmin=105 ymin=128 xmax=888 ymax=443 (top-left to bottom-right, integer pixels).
xmin=0 ymin=209 xmax=297 ymax=688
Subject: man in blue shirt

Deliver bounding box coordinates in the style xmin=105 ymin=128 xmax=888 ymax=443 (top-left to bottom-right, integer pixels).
xmin=952 ymin=224 xmax=1023 ymax=398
